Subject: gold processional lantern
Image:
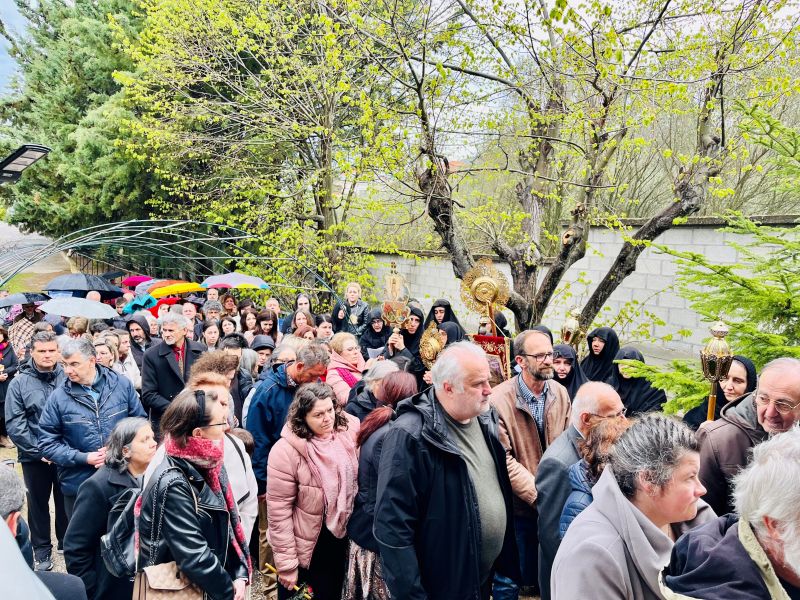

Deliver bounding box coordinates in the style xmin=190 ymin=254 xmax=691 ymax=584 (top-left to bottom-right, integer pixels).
xmin=419 ymin=322 xmax=445 ymax=369
xmin=700 ymin=321 xmax=733 ymax=422
xmin=460 ymin=259 xmax=510 ymax=336
xmin=381 ymin=262 xmax=411 ymax=334
xmin=560 ymin=307 xmax=582 ymax=348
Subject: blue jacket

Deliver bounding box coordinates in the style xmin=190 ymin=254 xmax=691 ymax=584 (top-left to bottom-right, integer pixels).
xmin=38 ymin=366 xmax=146 ymax=496
xmin=245 ymin=363 xmax=294 ymax=495
xmin=558 ymin=459 xmax=594 ymax=539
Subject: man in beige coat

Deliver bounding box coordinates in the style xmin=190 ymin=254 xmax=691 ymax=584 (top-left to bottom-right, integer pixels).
xmin=490 ymin=329 xmax=571 ymax=598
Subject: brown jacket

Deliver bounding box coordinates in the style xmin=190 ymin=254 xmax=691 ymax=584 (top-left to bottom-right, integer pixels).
xmin=697 ymin=392 xmax=767 ymax=516
xmin=490 ymin=375 xmax=571 ymax=515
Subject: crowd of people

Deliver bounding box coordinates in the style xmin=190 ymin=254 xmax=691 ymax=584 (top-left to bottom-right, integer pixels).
xmin=0 ymin=281 xmax=799 ymax=600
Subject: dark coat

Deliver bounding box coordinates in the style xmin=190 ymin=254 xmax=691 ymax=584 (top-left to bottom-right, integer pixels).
xmin=0 ymin=342 xmax=19 ymax=405
xmin=137 ymin=456 xmax=249 ymax=600
xmin=662 ymin=514 xmax=785 ymax=600
xmin=558 ymin=459 xmax=593 ymax=539
xmin=374 ymin=389 xmax=520 ymax=600
xmin=38 ymin=367 xmax=146 ymax=496
xmin=4 ymin=359 xmax=65 ymax=462
xmin=359 ymin=308 xmax=389 ymax=360
xmin=344 ymin=386 xmax=378 ymax=422
xmin=331 ymin=299 xmax=370 ymax=337
xmin=697 ymin=393 xmax=767 ymax=516
xmin=535 ymin=424 xmax=582 ymax=600
xmin=64 ymin=465 xmax=139 ymax=600
xmin=125 ymin=314 xmax=154 ymax=369
xmin=347 ymin=421 xmax=390 ymax=553
xmin=245 ymin=363 xmax=295 ymax=495
xmin=140 ymin=339 xmax=205 ymax=423
xmin=230 ymin=368 xmax=254 ymax=426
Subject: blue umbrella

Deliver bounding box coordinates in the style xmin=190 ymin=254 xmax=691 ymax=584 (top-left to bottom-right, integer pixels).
xmin=123 ymin=294 xmax=157 ymax=314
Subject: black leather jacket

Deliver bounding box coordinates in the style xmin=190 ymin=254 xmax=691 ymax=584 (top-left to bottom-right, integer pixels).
xmin=137 ymin=456 xmax=248 ymax=600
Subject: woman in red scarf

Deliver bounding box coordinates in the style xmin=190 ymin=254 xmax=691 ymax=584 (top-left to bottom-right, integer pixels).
xmin=135 ymin=387 xmax=251 ymax=600
xmin=326 ymin=332 xmax=371 ymax=406
xmin=0 ymin=325 xmax=19 ymax=448
xmin=268 ymin=382 xmax=360 ymax=600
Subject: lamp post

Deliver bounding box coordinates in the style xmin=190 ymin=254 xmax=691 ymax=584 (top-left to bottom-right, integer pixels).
xmin=560 ymin=307 xmax=582 ymax=348
xmin=700 ymin=321 xmax=733 ymax=422
xmin=0 ymin=145 xmax=51 ymax=184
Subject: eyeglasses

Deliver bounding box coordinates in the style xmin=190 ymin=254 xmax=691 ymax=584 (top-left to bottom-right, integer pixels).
xmin=755 ymin=393 xmax=800 ymax=415
xmin=588 ymin=408 xmax=627 ymax=419
xmin=519 ymin=352 xmax=554 ymax=363
xmin=202 ymin=422 xmax=229 ymax=429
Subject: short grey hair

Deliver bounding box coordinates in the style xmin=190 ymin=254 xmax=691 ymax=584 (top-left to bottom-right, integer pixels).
xmin=571 ymin=382 xmax=615 ymax=427
xmin=203 ymin=300 xmax=223 ymax=312
xmin=610 ymin=413 xmax=699 ymax=499
xmin=431 ymin=341 xmax=486 ymax=392
xmin=240 ymin=348 xmax=259 ymax=376
xmin=364 ymin=360 xmax=400 ymax=391
xmin=105 ymin=417 xmax=151 ymax=473
xmin=160 ymin=312 xmax=190 ymax=330
xmin=296 ymin=342 xmax=330 ymax=368
xmin=734 ymin=425 xmax=800 ymax=538
xmin=513 ymin=329 xmax=551 ymax=357
xmin=0 ymin=466 xmax=25 ymax=519
xmin=59 ymin=336 xmax=96 ymax=360
xmin=760 ymin=357 xmax=800 ymax=378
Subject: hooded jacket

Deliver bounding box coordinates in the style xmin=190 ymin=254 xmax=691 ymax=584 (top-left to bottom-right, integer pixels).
xmin=696 ymin=392 xmax=767 ymax=516
xmin=125 ymin=314 xmax=153 ymax=368
xmin=326 ymin=349 xmax=366 ymax=406
xmin=359 ymin=308 xmax=389 ymax=360
xmin=37 ymin=366 xmax=146 ymax=496
xmin=552 ymin=466 xmax=673 ymax=600
xmin=266 ymin=413 xmax=360 ymax=573
xmin=344 ymin=386 xmax=379 ymax=422
xmin=4 ymin=359 xmax=65 ymax=462
xmin=581 ymin=327 xmax=620 ymax=382
xmin=660 ymin=514 xmax=794 ymax=600
xmin=374 ymin=389 xmax=520 ymax=600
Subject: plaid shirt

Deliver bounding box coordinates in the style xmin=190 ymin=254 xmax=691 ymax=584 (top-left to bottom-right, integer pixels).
xmin=518 ymin=375 xmax=548 ymax=435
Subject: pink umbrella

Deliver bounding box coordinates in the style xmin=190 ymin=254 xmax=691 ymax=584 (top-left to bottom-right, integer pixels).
xmin=122 ymin=275 xmax=153 ymax=287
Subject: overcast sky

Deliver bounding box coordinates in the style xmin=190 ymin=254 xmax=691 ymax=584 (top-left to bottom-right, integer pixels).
xmin=0 ymin=0 xmax=26 ymax=94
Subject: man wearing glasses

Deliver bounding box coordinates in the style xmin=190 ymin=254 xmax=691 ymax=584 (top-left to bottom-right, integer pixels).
xmin=536 ymin=381 xmax=625 ymax=600
xmin=698 ymin=357 xmax=800 ymax=516
xmin=490 ymin=329 xmax=572 ymax=600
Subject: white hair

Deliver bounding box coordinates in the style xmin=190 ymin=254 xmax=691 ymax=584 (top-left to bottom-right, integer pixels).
xmin=571 ymin=382 xmax=616 ymax=427
xmin=159 ymin=312 xmax=189 ymax=330
xmin=734 ymin=425 xmax=800 ymax=538
xmin=431 ymin=341 xmax=486 ymax=393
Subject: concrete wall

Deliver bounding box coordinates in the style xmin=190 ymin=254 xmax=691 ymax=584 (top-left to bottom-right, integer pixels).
xmin=368 ymin=217 xmax=794 ymax=359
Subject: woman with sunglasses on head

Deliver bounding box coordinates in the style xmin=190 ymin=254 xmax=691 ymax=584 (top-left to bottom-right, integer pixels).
xmin=137 ymin=387 xmax=252 ymax=600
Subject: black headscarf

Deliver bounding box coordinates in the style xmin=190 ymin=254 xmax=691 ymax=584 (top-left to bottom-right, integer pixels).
xmin=402 ymin=305 xmax=426 ymax=357
xmin=607 ymin=347 xmax=667 ymax=417
xmin=493 ymin=312 xmax=512 ymax=338
xmin=359 ymin=308 xmax=389 ymax=355
xmin=438 ymin=321 xmax=465 ymax=346
xmin=423 ymin=299 xmax=464 ymax=333
xmin=580 ymin=327 xmax=620 ymax=382
xmin=553 ymin=344 xmax=588 ymax=400
xmin=683 ymin=355 xmax=757 ymax=430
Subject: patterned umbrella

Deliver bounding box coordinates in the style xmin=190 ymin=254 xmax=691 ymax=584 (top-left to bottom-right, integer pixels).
xmin=201 ymin=272 xmax=269 ymax=289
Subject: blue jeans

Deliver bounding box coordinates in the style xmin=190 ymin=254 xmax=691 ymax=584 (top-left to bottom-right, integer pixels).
xmin=492 ymin=514 xmax=539 ymax=600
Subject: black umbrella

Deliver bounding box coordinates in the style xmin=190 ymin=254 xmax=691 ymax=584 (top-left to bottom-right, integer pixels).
xmin=100 ymin=270 xmax=125 ymax=281
xmin=44 ymin=274 xmax=124 ymax=299
xmin=0 ymin=292 xmax=51 ymax=309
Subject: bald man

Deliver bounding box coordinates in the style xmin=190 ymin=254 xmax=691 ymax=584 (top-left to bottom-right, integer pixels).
xmin=536 ymin=381 xmax=625 ymax=600
xmin=85 ymin=291 xmax=101 ymax=302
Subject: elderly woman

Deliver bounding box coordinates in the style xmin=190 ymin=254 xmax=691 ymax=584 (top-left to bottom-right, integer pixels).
xmin=552 ymin=413 xmax=713 ymax=600
xmin=63 ymin=417 xmax=157 ymax=600
xmin=327 ymin=332 xmax=372 ymax=406
xmin=137 ymin=388 xmax=251 ymax=600
xmin=345 ymin=360 xmax=400 ymax=421
xmin=268 ymin=382 xmax=360 ymax=600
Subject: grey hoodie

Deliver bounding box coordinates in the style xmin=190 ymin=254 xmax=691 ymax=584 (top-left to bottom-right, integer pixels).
xmin=552 ymin=466 xmax=673 ymax=600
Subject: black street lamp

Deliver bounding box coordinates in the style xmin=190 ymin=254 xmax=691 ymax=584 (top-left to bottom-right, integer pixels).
xmin=0 ymin=144 xmax=51 ymax=184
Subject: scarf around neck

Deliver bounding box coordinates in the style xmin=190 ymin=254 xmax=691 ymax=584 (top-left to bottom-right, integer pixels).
xmin=305 ymin=429 xmax=359 ymax=538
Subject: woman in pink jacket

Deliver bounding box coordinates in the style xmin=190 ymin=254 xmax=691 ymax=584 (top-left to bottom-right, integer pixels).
xmin=267 ymin=382 xmax=360 ymax=600
xmin=326 ymin=332 xmax=372 ymax=406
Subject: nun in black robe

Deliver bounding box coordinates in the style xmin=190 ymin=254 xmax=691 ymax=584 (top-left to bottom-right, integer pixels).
xmin=607 ymin=346 xmax=667 ymax=417
xmin=683 ymin=355 xmax=757 ymax=430
xmin=552 ymin=344 xmax=588 ymax=400
xmin=423 ymin=299 xmax=465 ymax=334
xmin=580 ymin=326 xmax=620 ymax=382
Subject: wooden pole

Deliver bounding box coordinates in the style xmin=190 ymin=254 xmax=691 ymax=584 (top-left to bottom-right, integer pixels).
xmin=706 ymin=384 xmax=717 ymax=422
xmin=488 ymin=303 xmax=496 ymax=336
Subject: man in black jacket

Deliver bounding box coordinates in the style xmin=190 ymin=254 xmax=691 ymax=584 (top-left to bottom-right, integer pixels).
xmin=331 ymin=282 xmax=370 ymax=338
xmin=140 ymin=313 xmax=204 ymax=435
xmin=125 ymin=314 xmax=154 ymax=369
xmin=375 ymin=342 xmax=520 ymax=600
xmin=4 ymin=331 xmax=67 ymax=572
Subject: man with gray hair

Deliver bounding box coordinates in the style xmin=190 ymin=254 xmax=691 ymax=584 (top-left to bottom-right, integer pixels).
xmin=375 ymin=342 xmax=519 ymax=600
xmin=661 ymin=426 xmax=800 ymax=598
xmin=203 ymin=300 xmax=223 ymax=322
xmin=536 ymin=381 xmax=625 ymax=600
xmin=140 ymin=312 xmax=204 ymax=435
xmin=698 ymin=357 xmax=800 ymax=516
xmin=38 ymin=337 xmax=144 ymax=519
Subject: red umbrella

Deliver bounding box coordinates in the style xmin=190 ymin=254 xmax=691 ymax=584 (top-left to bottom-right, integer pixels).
xmin=122 ymin=275 xmax=152 ymax=287
xmin=148 ymin=297 xmax=180 ymax=318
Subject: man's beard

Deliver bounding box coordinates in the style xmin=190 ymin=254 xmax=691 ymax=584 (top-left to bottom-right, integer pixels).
xmin=528 ymin=365 xmax=554 ymax=381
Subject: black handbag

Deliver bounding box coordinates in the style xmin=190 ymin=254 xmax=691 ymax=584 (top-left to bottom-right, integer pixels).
xmin=100 ymin=487 xmax=140 ymax=578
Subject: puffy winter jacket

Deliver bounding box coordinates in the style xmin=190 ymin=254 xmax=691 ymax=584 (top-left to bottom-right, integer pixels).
xmin=4 ymin=359 xmax=65 ymax=462
xmin=38 ymin=366 xmax=145 ymax=496
xmin=345 ymin=386 xmax=378 ymax=422
xmin=266 ymin=413 xmax=360 ymax=573
xmin=326 ymin=350 xmax=365 ymax=406
xmin=347 ymin=420 xmax=390 ymax=553
xmin=558 ymin=459 xmax=593 ymax=539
